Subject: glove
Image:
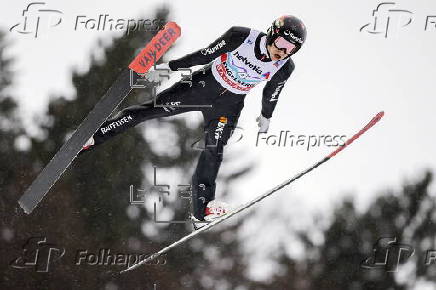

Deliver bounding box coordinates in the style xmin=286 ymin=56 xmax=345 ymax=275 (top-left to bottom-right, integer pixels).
xmin=143 ymin=63 xmax=171 ymax=82
xmin=256 ymin=115 xmax=270 ymax=133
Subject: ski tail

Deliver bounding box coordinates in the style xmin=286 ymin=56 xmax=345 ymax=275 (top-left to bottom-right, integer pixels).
xmin=120 ymin=111 xmax=385 ymax=274
xmin=18 ymin=22 xmax=181 ymax=214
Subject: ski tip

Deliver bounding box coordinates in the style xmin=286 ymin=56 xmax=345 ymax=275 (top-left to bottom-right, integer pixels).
xmin=119 ymin=267 xmax=131 ymax=275
xmin=376 ymin=111 xmax=385 ymax=119
xmin=370 ymin=111 xmax=385 ymax=125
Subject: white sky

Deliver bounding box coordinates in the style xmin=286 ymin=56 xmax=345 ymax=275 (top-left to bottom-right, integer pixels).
xmin=2 ymin=0 xmax=436 ymax=282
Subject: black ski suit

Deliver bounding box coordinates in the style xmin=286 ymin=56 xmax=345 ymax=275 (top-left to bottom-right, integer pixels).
xmin=89 ymin=26 xmax=295 ymax=220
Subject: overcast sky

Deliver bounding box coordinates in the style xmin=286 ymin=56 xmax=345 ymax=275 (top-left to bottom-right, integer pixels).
xmin=2 ymin=0 xmax=436 ymax=282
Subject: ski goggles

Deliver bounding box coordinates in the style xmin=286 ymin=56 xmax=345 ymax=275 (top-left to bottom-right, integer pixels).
xmin=273 ymin=36 xmax=296 ymax=55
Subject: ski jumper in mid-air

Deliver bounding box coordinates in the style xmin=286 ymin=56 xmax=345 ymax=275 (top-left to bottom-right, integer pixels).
xmin=80 ymin=15 xmax=307 ymax=222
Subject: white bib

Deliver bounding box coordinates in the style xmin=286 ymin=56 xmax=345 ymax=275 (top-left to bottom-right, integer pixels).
xmin=211 ymin=29 xmax=287 ymax=95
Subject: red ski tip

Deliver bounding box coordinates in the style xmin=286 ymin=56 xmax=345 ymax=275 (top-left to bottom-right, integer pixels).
xmin=375 ymin=111 xmax=384 ymax=119
xmin=327 ymin=111 xmax=384 ymax=158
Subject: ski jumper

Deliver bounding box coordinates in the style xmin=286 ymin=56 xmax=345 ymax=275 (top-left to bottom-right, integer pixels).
xmin=89 ymin=26 xmax=295 ymax=220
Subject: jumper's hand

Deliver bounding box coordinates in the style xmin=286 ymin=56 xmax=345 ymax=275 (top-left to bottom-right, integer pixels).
xmin=143 ymin=63 xmax=171 ymax=82
xmin=256 ymin=115 xmax=270 ymax=133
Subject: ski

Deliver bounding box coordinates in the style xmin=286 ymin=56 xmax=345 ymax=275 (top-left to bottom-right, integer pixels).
xmin=120 ymin=111 xmax=385 ymax=274
xmin=18 ymin=22 xmax=181 ymax=214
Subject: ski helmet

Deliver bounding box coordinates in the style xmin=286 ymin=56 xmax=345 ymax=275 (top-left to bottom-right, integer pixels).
xmin=266 ymin=15 xmax=307 ymax=56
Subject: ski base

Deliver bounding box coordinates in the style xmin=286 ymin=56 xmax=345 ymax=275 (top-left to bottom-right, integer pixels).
xmin=120 ymin=111 xmax=385 ymax=274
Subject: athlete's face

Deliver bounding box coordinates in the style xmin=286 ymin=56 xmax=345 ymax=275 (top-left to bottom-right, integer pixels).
xmin=267 ymin=37 xmax=297 ymax=60
xmin=267 ymin=43 xmax=288 ymax=61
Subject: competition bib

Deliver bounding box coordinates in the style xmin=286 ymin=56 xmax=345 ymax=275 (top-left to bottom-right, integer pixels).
xmin=211 ymin=29 xmax=286 ymax=94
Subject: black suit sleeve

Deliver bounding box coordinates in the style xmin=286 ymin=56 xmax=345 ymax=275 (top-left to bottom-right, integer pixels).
xmin=168 ymin=26 xmax=250 ymax=70
xmin=261 ymin=59 xmax=295 ymax=119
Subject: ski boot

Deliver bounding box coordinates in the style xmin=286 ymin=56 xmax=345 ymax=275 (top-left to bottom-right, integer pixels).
xmin=191 ymin=200 xmax=232 ymax=223
xmin=78 ymin=136 xmax=95 ymax=156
